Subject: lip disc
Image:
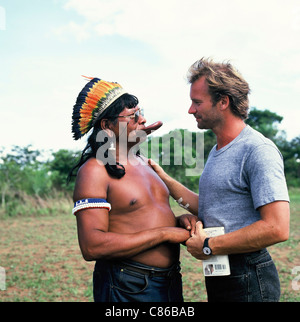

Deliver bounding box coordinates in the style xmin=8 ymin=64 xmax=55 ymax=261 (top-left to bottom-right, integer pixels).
xmin=143 ymin=121 xmax=163 ymax=135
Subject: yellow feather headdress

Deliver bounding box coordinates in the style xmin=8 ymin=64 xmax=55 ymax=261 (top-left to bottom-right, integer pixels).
xmin=72 ymin=77 xmax=126 ymax=140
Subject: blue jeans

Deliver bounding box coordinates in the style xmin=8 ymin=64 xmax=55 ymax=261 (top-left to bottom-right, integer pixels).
xmin=93 ymin=259 xmax=183 ymax=302
xmin=205 ymin=249 xmax=281 ymax=302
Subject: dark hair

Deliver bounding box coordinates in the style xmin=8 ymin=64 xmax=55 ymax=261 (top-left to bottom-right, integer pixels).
xmin=68 ymin=93 xmax=139 ymax=180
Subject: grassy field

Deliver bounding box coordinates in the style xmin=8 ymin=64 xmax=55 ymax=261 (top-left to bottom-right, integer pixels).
xmin=0 ymin=189 xmax=299 ymax=302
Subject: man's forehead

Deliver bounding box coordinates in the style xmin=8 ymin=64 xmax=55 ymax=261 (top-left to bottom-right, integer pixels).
xmin=190 ymin=77 xmax=210 ymax=97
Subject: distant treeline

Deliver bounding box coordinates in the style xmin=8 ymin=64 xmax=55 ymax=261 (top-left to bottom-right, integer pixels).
xmin=0 ymin=108 xmax=299 ymax=217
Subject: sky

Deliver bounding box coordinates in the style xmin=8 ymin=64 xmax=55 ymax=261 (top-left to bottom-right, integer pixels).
xmin=0 ymin=0 xmax=299 ymax=154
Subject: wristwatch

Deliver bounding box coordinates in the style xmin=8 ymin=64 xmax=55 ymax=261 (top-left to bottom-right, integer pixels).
xmin=203 ymin=238 xmax=212 ymax=256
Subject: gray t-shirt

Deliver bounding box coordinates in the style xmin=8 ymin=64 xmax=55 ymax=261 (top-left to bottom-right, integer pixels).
xmin=198 ymin=125 xmax=289 ymax=233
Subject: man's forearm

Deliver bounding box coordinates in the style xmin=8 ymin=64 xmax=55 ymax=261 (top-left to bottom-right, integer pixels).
xmin=210 ymin=201 xmax=290 ymax=255
xmin=186 ymin=202 xmax=290 ymax=260
xmin=160 ymin=172 xmax=199 ymax=215
xmin=210 ymin=219 xmax=289 ymax=256
xmin=79 ymin=226 xmax=190 ymax=261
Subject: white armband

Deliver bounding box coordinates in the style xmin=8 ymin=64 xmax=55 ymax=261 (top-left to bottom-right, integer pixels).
xmin=72 ymin=198 xmax=111 ymax=215
xmin=176 ymin=197 xmax=190 ymax=210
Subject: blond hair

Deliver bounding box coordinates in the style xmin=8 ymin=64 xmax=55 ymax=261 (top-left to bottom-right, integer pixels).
xmin=187 ymin=58 xmax=251 ymax=120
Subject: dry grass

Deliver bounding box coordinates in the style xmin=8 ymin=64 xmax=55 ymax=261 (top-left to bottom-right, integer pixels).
xmin=0 ymin=189 xmax=299 ymax=302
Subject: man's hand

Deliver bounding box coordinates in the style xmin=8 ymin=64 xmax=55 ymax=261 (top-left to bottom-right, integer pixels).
xmin=177 ymin=214 xmax=199 ymax=235
xmin=164 ymin=227 xmax=191 ymax=244
xmin=148 ymin=158 xmax=166 ymax=178
xmin=186 ymin=221 xmax=210 ymax=260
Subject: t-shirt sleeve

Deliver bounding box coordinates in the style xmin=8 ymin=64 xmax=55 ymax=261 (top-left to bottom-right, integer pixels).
xmin=245 ymin=143 xmax=290 ymax=210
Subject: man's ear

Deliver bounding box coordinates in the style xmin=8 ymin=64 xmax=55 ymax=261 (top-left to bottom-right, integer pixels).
xmin=219 ymin=95 xmax=230 ymax=111
xmin=100 ymin=119 xmax=114 ymax=137
xmin=100 ymin=119 xmax=109 ymax=130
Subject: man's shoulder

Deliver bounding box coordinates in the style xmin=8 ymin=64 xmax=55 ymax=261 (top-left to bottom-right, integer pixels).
xmin=239 ymin=126 xmax=278 ymax=152
xmin=73 ymin=158 xmax=110 ymax=201
xmin=239 ymin=127 xmax=284 ymax=172
xmin=78 ymin=157 xmax=108 ymax=177
xmin=215 ymin=126 xmax=282 ymax=165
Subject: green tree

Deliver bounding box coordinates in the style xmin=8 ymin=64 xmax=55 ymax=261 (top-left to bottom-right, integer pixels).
xmin=246 ymin=107 xmax=283 ymax=140
xmin=203 ymin=130 xmax=216 ymax=161
xmin=246 ymin=107 xmax=300 ymax=187
xmin=48 ymin=149 xmax=81 ymax=192
xmin=277 ymin=136 xmax=300 ymax=187
xmin=143 ymin=129 xmax=202 ymax=192
xmin=0 ymin=145 xmax=52 ymax=210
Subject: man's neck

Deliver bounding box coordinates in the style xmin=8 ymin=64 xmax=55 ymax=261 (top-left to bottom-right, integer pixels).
xmin=214 ymin=118 xmax=246 ymax=150
xmin=115 ymin=142 xmax=140 ymax=165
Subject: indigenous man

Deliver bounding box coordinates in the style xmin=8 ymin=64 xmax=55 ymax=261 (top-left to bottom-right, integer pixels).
xmin=70 ymin=77 xmax=190 ymax=302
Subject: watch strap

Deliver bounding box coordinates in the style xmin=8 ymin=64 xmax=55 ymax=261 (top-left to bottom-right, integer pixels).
xmin=203 ymin=237 xmax=212 ymax=255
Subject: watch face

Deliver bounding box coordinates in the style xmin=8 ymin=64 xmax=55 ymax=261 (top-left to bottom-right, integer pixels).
xmin=203 ymin=247 xmax=211 ymax=255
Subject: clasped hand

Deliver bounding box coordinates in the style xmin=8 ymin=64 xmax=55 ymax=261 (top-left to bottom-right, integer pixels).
xmin=178 ymin=214 xmax=210 ymax=260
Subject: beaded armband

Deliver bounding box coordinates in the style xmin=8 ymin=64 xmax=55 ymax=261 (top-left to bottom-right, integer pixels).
xmin=72 ymin=198 xmax=111 ymax=215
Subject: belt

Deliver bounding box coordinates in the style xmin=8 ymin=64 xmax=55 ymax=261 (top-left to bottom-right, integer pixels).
xmin=118 ymin=261 xmax=180 ymax=278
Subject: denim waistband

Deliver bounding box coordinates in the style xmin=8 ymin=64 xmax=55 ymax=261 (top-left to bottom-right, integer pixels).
xmin=227 ymin=248 xmax=271 ymax=275
xmin=229 ymin=248 xmax=268 ymax=262
xmin=95 ymin=259 xmax=181 ymax=277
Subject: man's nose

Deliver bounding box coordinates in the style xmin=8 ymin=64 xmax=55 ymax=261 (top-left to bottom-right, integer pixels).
xmin=139 ymin=114 xmax=146 ymax=124
xmin=188 ymin=104 xmax=196 ymax=114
